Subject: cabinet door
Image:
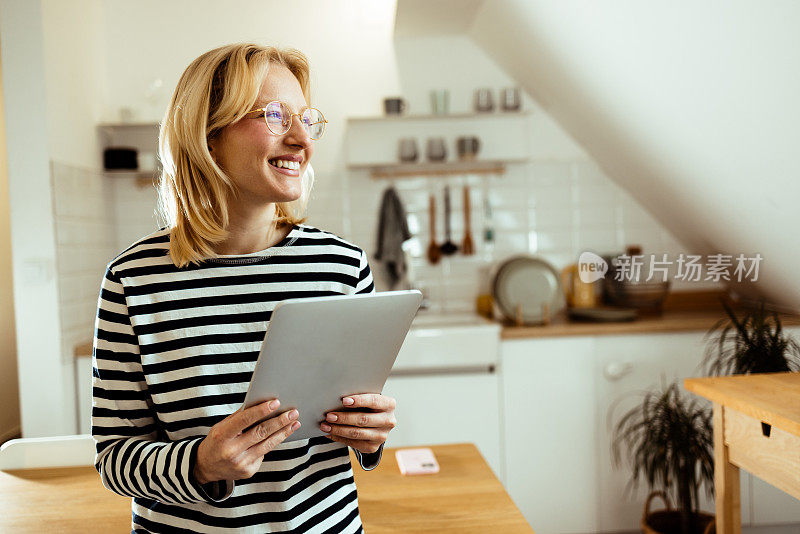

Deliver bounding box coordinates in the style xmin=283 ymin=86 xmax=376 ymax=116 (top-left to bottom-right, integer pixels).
xmin=501 ymin=337 xmax=598 ymax=534
xmin=381 ymin=372 xmax=503 ymax=481
xmin=594 ymin=332 xmax=737 ymax=531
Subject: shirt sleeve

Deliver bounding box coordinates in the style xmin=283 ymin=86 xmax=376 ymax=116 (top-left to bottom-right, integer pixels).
xmin=91 ymin=264 xmax=234 ymax=504
xmin=350 ymin=249 xmax=386 ymax=470
xmin=354 ymin=442 xmax=385 ymax=471
xmin=355 ymin=249 xmax=375 ymax=294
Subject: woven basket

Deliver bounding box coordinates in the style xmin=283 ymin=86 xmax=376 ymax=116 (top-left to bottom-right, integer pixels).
xmin=641 ymin=491 xmax=715 ymax=534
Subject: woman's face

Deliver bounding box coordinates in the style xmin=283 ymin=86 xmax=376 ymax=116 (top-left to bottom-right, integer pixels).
xmin=209 ymin=63 xmax=314 ymax=207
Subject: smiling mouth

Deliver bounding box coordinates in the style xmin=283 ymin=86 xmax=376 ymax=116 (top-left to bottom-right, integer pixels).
xmin=267 ymin=159 xmax=301 ymax=176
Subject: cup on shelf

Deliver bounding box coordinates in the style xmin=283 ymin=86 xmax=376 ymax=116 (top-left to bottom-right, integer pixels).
xmin=383 ymin=97 xmax=406 ymax=116
xmin=456 ymin=136 xmax=481 ymax=161
xmin=430 ymin=89 xmax=449 ymax=115
xmin=501 ymin=87 xmax=521 ymax=112
xmin=398 ymin=138 xmax=419 ymax=163
xmin=426 ymin=137 xmax=447 ymax=162
xmin=474 ymin=88 xmax=494 ymax=112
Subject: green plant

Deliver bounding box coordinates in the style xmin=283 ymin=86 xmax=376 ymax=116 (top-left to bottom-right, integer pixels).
xmin=703 ymin=299 xmax=800 ymax=375
xmin=612 ymin=380 xmax=714 ymax=534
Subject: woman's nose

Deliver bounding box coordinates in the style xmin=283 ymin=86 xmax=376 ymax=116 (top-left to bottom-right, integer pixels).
xmin=284 ymin=115 xmax=313 ymax=150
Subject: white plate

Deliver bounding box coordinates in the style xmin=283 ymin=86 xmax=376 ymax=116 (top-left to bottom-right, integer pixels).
xmin=492 ymin=255 xmax=564 ymax=324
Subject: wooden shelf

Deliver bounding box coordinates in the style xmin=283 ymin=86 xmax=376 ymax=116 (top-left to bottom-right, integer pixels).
xmin=352 ymin=159 xmax=525 ymax=179
xmin=103 ymin=169 xmax=158 ymax=188
xmin=347 ymin=111 xmax=531 ymax=123
xmin=97 ymin=122 xmax=159 ymax=129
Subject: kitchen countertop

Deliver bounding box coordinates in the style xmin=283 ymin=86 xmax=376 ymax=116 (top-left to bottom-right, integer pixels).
xmin=0 ymin=443 xmax=532 ymax=533
xmin=501 ymin=308 xmax=800 ymax=339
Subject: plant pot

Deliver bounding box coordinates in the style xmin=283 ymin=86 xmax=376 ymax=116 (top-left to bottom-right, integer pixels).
xmin=641 ymin=491 xmax=715 ymax=534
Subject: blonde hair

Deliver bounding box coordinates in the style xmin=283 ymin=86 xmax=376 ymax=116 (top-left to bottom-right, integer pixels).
xmin=157 ymin=43 xmax=315 ymax=267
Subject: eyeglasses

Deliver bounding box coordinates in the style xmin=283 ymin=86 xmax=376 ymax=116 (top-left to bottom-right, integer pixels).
xmin=245 ymin=101 xmax=327 ymax=140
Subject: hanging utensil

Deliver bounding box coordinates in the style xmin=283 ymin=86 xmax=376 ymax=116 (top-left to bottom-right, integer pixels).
xmin=461 ymin=184 xmax=475 ymax=255
xmin=440 ymin=186 xmax=458 ymax=256
xmin=426 ymin=193 xmax=442 ymax=264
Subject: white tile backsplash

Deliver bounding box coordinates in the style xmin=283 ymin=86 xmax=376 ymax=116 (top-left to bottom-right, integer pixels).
xmin=52 ymin=154 xmax=691 ymax=329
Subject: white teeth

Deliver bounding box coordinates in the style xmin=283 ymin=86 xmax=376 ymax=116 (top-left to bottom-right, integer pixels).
xmin=270 ymin=159 xmax=300 ymax=170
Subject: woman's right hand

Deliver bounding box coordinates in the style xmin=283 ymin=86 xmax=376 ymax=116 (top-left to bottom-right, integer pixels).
xmin=193 ymin=399 xmax=300 ymax=484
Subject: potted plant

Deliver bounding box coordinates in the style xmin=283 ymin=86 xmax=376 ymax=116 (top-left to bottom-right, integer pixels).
xmin=612 ymin=380 xmax=715 ymax=534
xmin=702 ymin=298 xmax=800 ymax=375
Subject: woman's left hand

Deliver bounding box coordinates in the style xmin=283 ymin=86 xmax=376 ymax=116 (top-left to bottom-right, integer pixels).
xmin=321 ymin=394 xmax=397 ymax=454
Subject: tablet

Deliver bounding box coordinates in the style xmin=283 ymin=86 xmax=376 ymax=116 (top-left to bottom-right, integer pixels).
xmin=241 ymin=290 xmax=423 ymax=442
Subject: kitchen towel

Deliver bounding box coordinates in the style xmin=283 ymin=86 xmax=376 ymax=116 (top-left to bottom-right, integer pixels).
xmin=374 ymin=186 xmax=412 ymax=289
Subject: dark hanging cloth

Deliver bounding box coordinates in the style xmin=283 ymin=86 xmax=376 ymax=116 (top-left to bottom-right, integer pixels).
xmin=374 ymin=186 xmax=412 ymax=289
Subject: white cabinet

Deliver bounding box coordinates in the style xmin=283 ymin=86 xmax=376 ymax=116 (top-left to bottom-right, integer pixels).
xmin=382 ymin=371 xmax=503 ymax=481
xmin=593 ymin=332 xmax=723 ymax=531
xmin=501 ymin=336 xmax=598 ymax=534
xmin=380 ymin=315 xmax=503 ymax=481
xmin=500 ymin=331 xmax=782 ymax=534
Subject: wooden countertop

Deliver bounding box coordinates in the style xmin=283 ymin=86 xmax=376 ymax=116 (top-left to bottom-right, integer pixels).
xmin=501 ymin=308 xmax=800 ymax=340
xmin=0 ymin=443 xmax=532 ymax=533
xmin=684 ymin=372 xmax=800 ymax=436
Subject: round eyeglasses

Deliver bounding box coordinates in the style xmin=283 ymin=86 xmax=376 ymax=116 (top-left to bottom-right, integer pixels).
xmin=246 ymin=101 xmax=327 ymax=140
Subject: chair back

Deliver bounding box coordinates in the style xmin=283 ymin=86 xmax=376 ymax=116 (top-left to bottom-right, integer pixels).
xmin=0 ymin=434 xmax=95 ymax=470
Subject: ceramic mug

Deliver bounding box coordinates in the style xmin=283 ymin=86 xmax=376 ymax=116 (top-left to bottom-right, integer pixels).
xmin=384 ymin=97 xmax=406 ymax=116
xmin=398 ymin=138 xmax=418 ymax=163
xmin=456 ymin=136 xmax=481 ymax=161
xmin=426 ymin=137 xmax=447 ymax=162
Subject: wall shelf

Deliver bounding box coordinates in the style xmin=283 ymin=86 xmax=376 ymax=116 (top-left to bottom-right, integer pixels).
xmin=345 ymin=111 xmax=531 ymax=170
xmin=347 ymin=111 xmax=531 ymax=123
xmin=353 ymin=159 xmax=522 ymax=179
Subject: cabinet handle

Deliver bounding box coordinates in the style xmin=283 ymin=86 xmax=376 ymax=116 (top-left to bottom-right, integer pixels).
xmin=603 ymin=361 xmax=633 ymax=381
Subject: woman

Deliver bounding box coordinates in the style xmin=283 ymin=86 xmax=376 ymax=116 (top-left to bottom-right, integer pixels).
xmin=92 ymin=43 xmax=396 ymax=533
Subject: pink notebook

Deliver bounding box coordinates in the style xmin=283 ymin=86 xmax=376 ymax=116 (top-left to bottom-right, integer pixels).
xmin=395 ymin=447 xmax=440 ymax=475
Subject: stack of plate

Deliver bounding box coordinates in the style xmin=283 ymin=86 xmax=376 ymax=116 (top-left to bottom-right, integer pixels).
xmin=491 ymin=255 xmax=565 ymax=325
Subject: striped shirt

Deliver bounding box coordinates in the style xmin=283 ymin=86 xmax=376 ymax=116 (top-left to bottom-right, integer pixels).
xmin=92 ymin=224 xmax=382 ymax=533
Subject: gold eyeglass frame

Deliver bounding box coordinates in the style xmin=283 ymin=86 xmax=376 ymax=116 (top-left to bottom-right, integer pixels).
xmin=245 ymin=100 xmax=328 ymax=140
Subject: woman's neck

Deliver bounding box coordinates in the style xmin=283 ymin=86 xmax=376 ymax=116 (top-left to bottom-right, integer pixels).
xmin=212 ymin=203 xmax=292 ymax=255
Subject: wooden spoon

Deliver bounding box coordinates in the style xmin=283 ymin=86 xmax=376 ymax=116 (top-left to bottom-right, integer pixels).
xmin=461 ymin=185 xmax=475 ymax=255
xmin=426 ymin=193 xmax=442 ymax=264
xmin=440 ymin=186 xmax=459 ymax=256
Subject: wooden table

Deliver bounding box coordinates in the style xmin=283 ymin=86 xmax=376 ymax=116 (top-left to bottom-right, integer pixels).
xmin=0 ymin=442 xmax=532 ymax=533
xmin=684 ymin=372 xmax=800 ymax=534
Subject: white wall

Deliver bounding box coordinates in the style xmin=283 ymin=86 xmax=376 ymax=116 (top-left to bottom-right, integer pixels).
xmin=469 ymin=0 xmax=800 ymax=311
xmin=0 ymin=0 xmax=71 ymax=437
xmin=0 ymin=25 xmax=21 ymax=443
xmin=42 ymin=0 xmax=106 ymax=167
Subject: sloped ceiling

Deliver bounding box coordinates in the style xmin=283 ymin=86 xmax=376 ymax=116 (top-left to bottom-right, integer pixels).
xmin=396 ymin=0 xmax=800 ymax=313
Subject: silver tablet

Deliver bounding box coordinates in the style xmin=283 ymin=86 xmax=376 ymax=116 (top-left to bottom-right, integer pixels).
xmin=241 ymin=290 xmax=423 ymax=442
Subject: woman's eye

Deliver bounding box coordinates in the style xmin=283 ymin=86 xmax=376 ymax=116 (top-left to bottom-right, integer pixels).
xmin=266 ymin=111 xmax=283 ymax=120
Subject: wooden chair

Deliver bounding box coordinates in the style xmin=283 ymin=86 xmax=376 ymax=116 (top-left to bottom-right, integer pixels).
xmin=0 ymin=434 xmax=95 ymax=470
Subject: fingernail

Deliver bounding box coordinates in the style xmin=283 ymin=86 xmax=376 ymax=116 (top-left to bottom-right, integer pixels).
xmin=326 ymin=413 xmax=338 ymax=422
xmin=320 ymin=423 xmax=331 ymax=432
xmin=291 ymin=421 xmax=301 ymax=431
xmin=343 ymin=397 xmax=354 ymax=406
xmin=269 ymin=400 xmax=280 ymax=410
xmin=289 ymin=409 xmax=299 ymax=420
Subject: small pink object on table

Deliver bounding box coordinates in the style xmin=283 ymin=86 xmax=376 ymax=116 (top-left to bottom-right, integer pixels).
xmin=395 ymin=447 xmax=440 ymax=475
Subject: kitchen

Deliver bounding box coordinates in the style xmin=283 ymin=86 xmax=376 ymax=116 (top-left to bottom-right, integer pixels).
xmin=2 ymin=1 xmax=800 ymax=533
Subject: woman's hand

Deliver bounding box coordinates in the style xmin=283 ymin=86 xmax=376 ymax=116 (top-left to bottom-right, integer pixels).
xmin=320 ymin=394 xmax=397 ymax=454
xmin=193 ymin=399 xmax=300 ymax=484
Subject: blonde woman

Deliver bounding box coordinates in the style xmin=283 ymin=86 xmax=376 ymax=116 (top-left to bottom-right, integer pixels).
xmin=92 ymin=43 xmax=396 ymax=533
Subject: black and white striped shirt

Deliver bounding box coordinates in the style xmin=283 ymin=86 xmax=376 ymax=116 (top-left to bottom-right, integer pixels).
xmin=92 ymin=224 xmax=382 ymax=533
